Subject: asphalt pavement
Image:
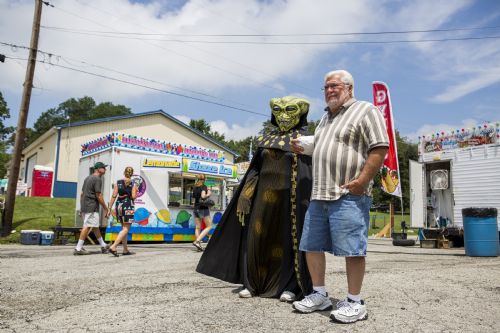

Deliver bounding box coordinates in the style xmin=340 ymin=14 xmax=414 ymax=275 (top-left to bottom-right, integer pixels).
xmin=0 ymin=239 xmax=498 ymax=332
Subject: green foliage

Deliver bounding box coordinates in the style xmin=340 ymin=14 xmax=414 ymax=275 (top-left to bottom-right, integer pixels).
xmin=189 ymin=118 xmax=226 ymax=143
xmin=0 ymin=92 xmax=13 ymax=140
xmin=0 ymin=92 xmax=13 ymax=178
xmin=0 ymin=197 xmax=76 ymax=243
xmin=27 ymin=96 xmax=132 ymax=147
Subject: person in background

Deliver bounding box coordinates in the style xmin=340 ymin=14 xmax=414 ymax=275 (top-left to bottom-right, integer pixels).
xmin=107 ymin=166 xmax=138 ymax=257
xmin=74 ymin=162 xmax=110 ymax=255
xmin=192 ymin=174 xmax=212 ymax=251
xmin=0 ymin=177 xmax=7 ymax=195
xmin=291 ymin=69 xmax=389 ymax=324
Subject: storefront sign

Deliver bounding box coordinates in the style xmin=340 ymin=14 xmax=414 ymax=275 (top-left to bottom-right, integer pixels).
xmin=81 ymin=132 xmax=226 ymax=163
xmin=142 ymin=157 xmax=181 ymax=170
xmin=182 ymin=159 xmax=237 ymax=178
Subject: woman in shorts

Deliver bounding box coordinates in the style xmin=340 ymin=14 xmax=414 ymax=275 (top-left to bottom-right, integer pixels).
xmin=107 ymin=166 xmax=138 ymax=256
xmin=192 ymin=174 xmax=212 ymax=251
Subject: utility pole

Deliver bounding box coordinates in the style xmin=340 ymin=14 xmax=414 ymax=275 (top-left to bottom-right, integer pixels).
xmin=1 ymin=0 xmax=43 ymax=236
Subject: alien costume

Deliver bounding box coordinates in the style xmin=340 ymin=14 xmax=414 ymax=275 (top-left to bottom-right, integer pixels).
xmin=196 ymin=96 xmax=313 ymax=299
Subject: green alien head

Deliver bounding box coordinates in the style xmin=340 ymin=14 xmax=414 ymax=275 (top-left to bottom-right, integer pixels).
xmin=269 ymin=96 xmax=310 ymax=133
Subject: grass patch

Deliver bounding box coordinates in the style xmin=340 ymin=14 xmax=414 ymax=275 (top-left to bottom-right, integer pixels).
xmin=0 ymin=196 xmax=76 ymax=244
xmin=368 ymin=212 xmax=410 ymax=236
xmin=1 ymin=197 xmax=410 ymax=243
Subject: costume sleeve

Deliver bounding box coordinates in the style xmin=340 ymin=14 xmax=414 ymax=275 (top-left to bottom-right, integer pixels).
xmin=236 ymin=167 xmax=259 ymax=226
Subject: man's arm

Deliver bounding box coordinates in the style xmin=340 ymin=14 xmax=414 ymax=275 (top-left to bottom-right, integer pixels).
xmin=96 ymin=192 xmax=109 ymax=216
xmin=341 ymin=147 xmax=388 ymax=195
xmin=80 ymin=192 xmax=84 ymax=216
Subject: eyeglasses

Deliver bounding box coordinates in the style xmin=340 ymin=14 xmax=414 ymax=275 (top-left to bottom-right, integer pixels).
xmin=321 ymin=83 xmax=349 ymax=91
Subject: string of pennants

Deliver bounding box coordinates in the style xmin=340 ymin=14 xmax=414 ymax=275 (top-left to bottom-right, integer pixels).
xmin=418 ymin=122 xmax=500 ymax=154
xmin=81 ymin=132 xmax=225 ymax=163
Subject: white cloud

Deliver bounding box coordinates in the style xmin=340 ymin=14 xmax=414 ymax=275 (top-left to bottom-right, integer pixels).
xmin=431 ymin=65 xmax=500 ymax=103
xmin=174 ymin=114 xmax=261 ymax=140
xmin=210 ymin=119 xmax=262 ymax=141
xmin=173 ymin=114 xmax=190 ymax=125
xmin=0 ymin=0 xmax=380 ymax=100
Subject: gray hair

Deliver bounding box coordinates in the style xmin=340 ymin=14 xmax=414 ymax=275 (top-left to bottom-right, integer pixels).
xmin=324 ymin=70 xmax=355 ymax=97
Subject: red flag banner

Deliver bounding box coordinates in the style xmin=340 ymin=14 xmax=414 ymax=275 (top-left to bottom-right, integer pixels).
xmin=372 ymin=81 xmax=402 ymax=197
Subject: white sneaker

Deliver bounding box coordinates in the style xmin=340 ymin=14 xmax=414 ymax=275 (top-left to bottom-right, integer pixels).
xmin=330 ymin=298 xmax=368 ymax=323
xmin=279 ymin=291 xmax=296 ymax=302
xmin=238 ymin=288 xmax=252 ymax=298
xmin=292 ymin=291 xmax=332 ymax=313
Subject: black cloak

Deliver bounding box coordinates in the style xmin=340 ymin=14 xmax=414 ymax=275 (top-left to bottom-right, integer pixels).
xmin=196 ymin=117 xmax=312 ymax=299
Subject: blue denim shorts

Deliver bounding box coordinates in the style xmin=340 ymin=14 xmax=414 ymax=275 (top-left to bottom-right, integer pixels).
xmin=299 ymin=194 xmax=372 ymax=256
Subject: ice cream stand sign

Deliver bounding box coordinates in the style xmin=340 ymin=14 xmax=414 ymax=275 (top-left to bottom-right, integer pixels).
xmin=182 ymin=159 xmax=237 ymax=178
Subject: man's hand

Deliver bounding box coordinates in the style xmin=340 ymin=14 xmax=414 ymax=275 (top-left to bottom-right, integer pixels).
xmin=341 ymin=179 xmax=367 ymax=195
xmin=103 ymin=207 xmax=109 ymax=218
xmin=291 ymin=138 xmax=304 ymax=154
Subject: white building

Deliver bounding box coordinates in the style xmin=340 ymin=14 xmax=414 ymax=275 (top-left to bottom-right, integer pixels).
xmin=20 ymin=110 xmax=238 ymax=198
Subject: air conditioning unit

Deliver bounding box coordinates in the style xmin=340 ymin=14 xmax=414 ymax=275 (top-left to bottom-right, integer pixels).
xmin=430 ymin=169 xmax=449 ymax=190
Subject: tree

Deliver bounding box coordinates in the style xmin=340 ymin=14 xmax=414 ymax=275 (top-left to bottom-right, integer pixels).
xmin=0 ymin=92 xmax=13 ymax=178
xmin=27 ymin=96 xmax=132 ymax=146
xmin=225 ymin=136 xmax=259 ymax=163
xmin=189 ymin=118 xmax=226 ymax=143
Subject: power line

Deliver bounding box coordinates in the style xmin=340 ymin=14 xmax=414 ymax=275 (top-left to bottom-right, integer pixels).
xmin=42 ymin=2 xmax=297 ymax=94
xmin=41 ymin=24 xmax=500 ymax=37
xmin=0 ymin=41 xmax=258 ymax=109
xmin=70 ymin=0 xmax=315 ymax=94
xmin=37 ymin=29 xmax=500 ymax=44
xmin=3 ymin=55 xmax=269 ymax=118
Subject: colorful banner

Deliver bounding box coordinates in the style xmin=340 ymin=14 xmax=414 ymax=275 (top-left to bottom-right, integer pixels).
xmin=81 ymin=132 xmax=225 ymax=163
xmin=141 ymin=157 xmax=182 ymax=170
xmin=373 ymin=81 xmax=402 ymax=197
xmin=182 ymin=159 xmax=237 ymax=178
xmin=418 ymin=122 xmax=499 ymax=154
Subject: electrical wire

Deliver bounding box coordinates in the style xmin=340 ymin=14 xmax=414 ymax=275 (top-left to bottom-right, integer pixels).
xmin=69 ymin=0 xmax=316 ymax=94
xmin=41 ymin=24 xmax=500 ymax=37
xmin=43 ymin=2 xmax=293 ymax=93
xmin=37 ymin=29 xmax=500 ymax=44
xmin=0 ymin=41 xmax=258 ymax=109
xmin=3 ymin=55 xmax=269 ymax=118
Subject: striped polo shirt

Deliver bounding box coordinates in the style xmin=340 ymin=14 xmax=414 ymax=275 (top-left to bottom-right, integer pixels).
xmin=309 ymin=98 xmax=389 ymax=201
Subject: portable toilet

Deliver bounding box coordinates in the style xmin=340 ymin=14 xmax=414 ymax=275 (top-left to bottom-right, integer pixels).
xmin=31 ymin=166 xmax=54 ymax=197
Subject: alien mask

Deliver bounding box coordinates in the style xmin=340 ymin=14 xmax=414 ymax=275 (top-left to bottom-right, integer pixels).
xmin=270 ymin=96 xmax=309 ymax=132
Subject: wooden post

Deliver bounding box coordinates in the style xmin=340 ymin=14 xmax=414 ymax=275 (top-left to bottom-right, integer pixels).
xmin=390 ymin=201 xmax=395 ymax=235
xmin=1 ymin=0 xmax=43 ymax=236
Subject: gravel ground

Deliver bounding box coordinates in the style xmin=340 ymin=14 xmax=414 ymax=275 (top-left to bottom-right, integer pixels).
xmin=0 ymin=239 xmax=498 ymax=333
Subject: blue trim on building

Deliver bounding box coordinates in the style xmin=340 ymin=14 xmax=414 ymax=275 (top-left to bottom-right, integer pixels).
xmin=52 ymin=128 xmax=61 ymax=197
xmin=53 ymin=181 xmax=77 ymax=198
xmin=56 ymin=110 xmax=239 ymax=157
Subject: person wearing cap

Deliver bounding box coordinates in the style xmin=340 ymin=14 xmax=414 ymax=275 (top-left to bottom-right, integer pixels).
xmin=74 ymin=161 xmax=110 ymax=255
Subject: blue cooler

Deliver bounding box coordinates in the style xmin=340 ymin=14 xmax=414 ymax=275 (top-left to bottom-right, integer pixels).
xmin=462 ymin=208 xmax=499 ymax=257
xmin=40 ymin=231 xmax=54 ymax=245
xmin=20 ymin=230 xmax=41 ymax=245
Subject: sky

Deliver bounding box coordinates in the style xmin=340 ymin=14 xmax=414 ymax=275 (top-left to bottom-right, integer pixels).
xmin=1 ymin=0 xmax=500 ymax=142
